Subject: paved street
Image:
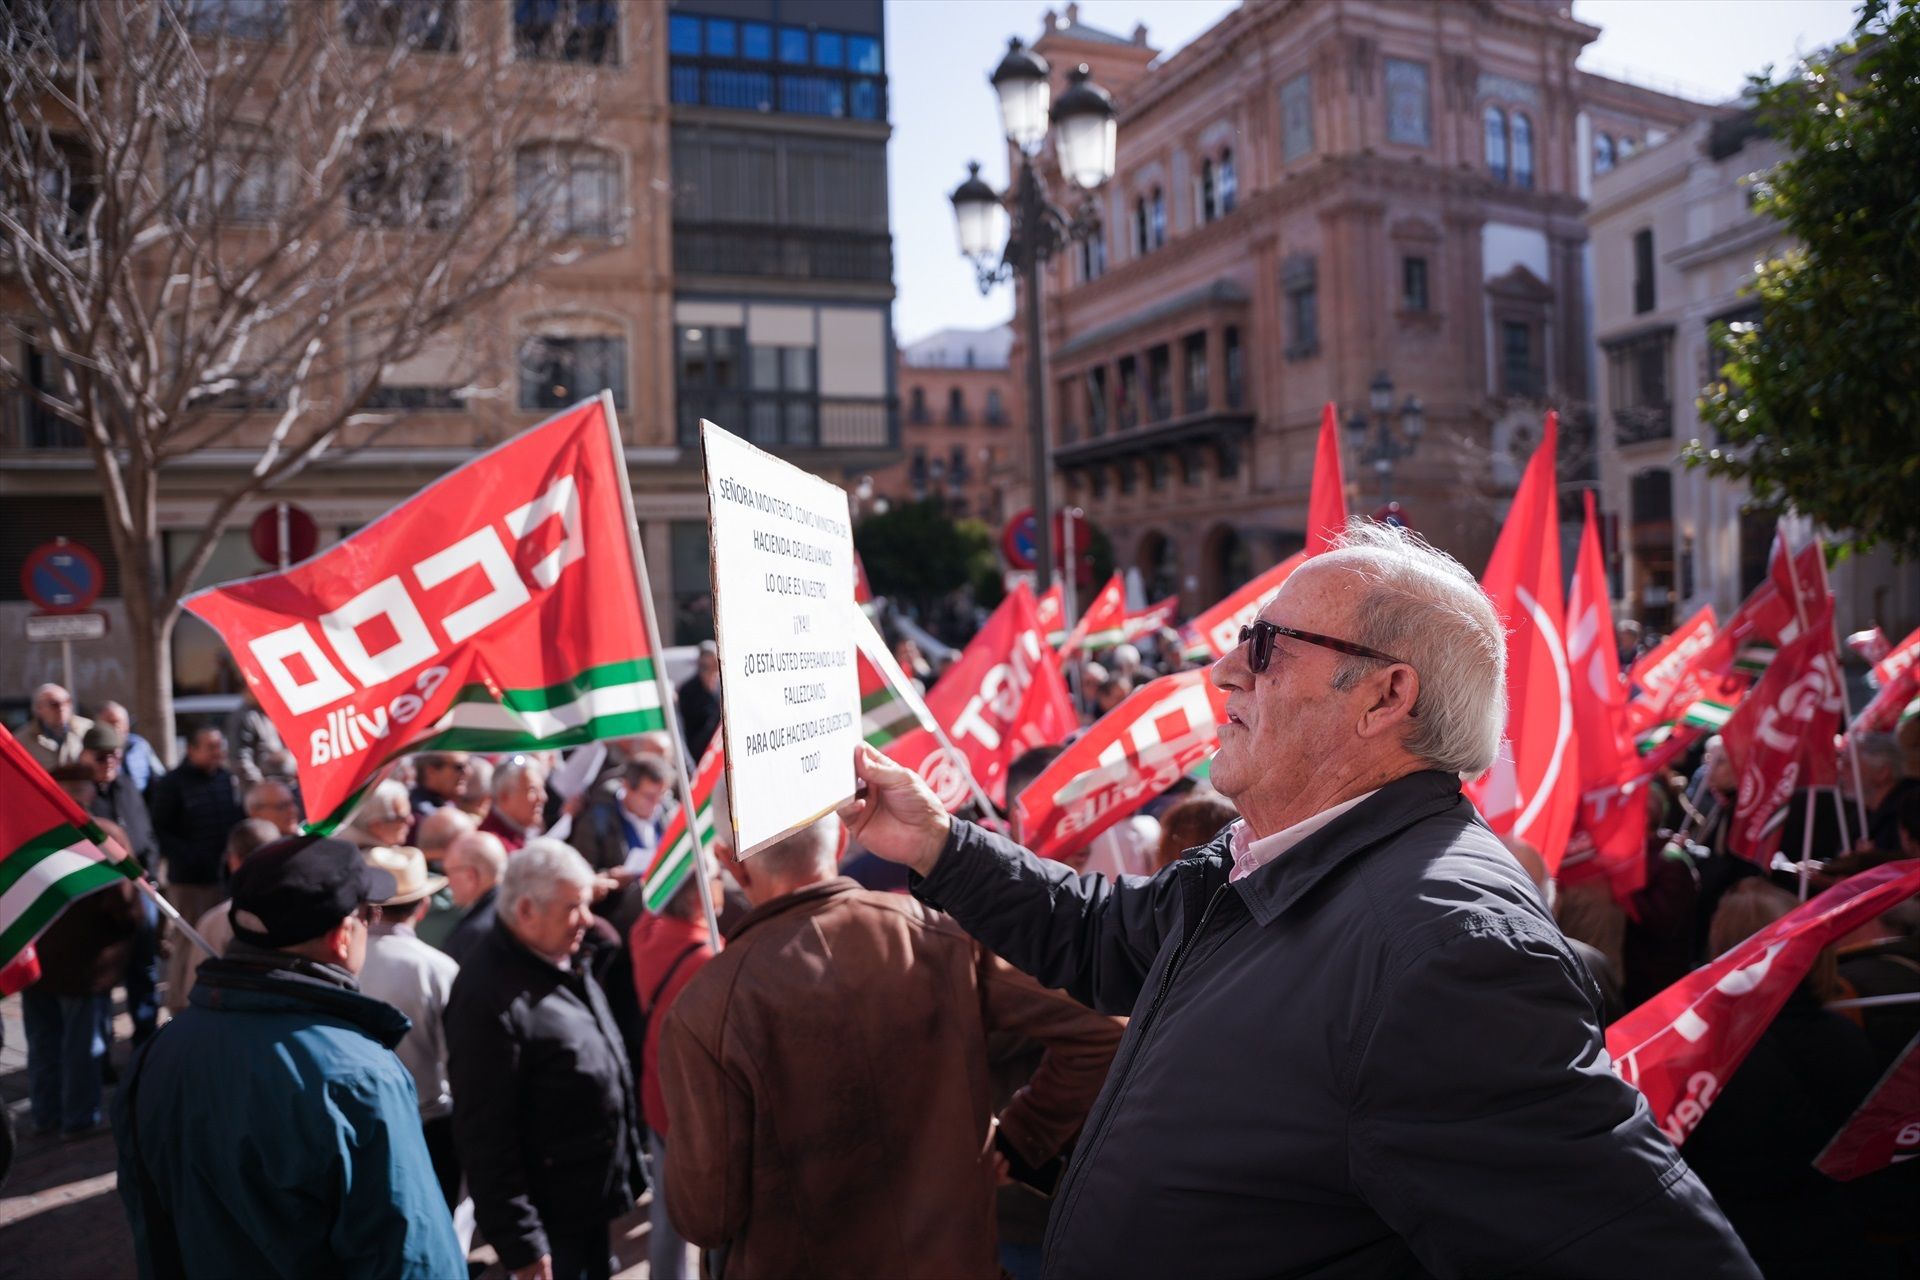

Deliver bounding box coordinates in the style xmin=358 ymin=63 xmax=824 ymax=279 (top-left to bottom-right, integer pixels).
xmin=0 ymin=994 xmax=660 ymax=1280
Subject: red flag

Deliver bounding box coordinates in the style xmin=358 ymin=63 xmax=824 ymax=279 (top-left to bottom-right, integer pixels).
xmin=1466 ymin=412 xmax=1579 ymax=872
xmin=1718 ymin=626 xmax=1847 ymax=866
xmin=1814 ymin=1032 xmax=1920 ymax=1181
xmin=1013 ymin=669 xmax=1227 ymax=860
xmin=885 ymin=584 xmax=1074 ymax=810
xmin=1060 ymin=573 xmax=1127 ymax=657
xmin=1626 ymin=607 xmax=1719 ymax=736
xmin=1183 ymin=552 xmax=1308 ymax=662
xmin=186 ymin=400 xmax=657 ymax=829
xmin=853 ymin=552 xmax=875 ymax=609
xmin=1608 ymin=861 xmax=1920 ymax=1148
xmin=1120 ymin=595 xmax=1179 ymax=643
xmin=1847 ymin=626 xmax=1892 ymax=666
xmin=1305 ymin=402 xmax=1348 ymax=556
xmin=1853 ymin=624 xmax=1920 ymax=733
xmin=1562 ymin=493 xmax=1645 ymax=900
xmin=1035 ymin=583 xmax=1067 ymax=648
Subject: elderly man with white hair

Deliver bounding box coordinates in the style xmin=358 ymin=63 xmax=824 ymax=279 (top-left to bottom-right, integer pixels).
xmin=846 ymin=521 xmax=1759 ymax=1279
xmin=445 ymin=838 xmax=644 ymax=1280
xmin=13 ymin=681 xmax=91 ymax=769
xmin=480 ymin=754 xmax=547 ymax=852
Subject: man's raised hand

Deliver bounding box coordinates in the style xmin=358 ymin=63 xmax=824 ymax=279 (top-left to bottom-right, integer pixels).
xmin=838 ymin=744 xmax=953 ymax=879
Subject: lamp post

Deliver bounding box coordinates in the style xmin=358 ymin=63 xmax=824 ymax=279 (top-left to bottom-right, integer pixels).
xmin=950 ymin=40 xmax=1116 ymax=591
xmin=1343 ymin=371 xmax=1425 ymax=509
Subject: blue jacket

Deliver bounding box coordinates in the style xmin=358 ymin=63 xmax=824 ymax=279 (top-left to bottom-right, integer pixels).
xmin=113 ymin=947 xmax=465 ymax=1280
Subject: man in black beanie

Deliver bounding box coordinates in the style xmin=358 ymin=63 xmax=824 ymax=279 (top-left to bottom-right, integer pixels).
xmin=112 ymin=835 xmax=465 ymax=1280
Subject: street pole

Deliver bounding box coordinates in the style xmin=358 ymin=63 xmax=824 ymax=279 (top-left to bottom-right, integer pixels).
xmin=1017 ymin=156 xmax=1054 ymax=595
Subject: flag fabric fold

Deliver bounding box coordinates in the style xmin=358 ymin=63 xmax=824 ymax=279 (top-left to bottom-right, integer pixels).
xmin=1035 ymin=584 xmax=1068 ymax=650
xmin=1608 ymin=861 xmax=1920 ymax=1148
xmin=1013 ymin=669 xmax=1227 ymax=861
xmin=1060 ymin=574 xmax=1127 ymax=658
xmin=1120 ymin=596 xmax=1179 ymax=644
xmin=1465 ymin=411 xmax=1579 ymax=873
xmin=1304 ymin=402 xmax=1348 ymax=556
xmin=643 ymin=732 xmax=724 ymax=913
xmin=185 ymin=399 xmax=659 ymax=830
xmin=0 ymin=731 xmax=143 ymax=970
xmin=1814 ymin=1031 xmax=1920 ymax=1181
xmin=1853 ymin=624 xmax=1920 ymax=734
xmin=1718 ymin=624 xmax=1846 ymax=866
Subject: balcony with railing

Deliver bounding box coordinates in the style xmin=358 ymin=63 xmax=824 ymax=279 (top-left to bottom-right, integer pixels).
xmin=1614 ymin=403 xmax=1673 ymax=446
xmin=1 ymin=392 xmax=85 ymax=452
xmin=677 ymin=392 xmax=894 ymax=454
xmin=673 ymin=222 xmax=893 ymax=285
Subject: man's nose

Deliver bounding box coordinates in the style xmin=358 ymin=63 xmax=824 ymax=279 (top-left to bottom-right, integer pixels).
xmin=1210 ymin=646 xmax=1248 ymax=693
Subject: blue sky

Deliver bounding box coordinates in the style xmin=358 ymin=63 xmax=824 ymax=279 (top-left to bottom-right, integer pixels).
xmin=887 ymin=0 xmax=1862 ymax=346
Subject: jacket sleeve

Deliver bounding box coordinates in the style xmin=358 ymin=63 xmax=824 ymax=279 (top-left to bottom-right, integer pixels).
xmin=322 ymin=1070 xmax=466 ymax=1280
xmin=911 ymin=818 xmax=1187 ymax=1016
xmin=147 ymin=774 xmax=187 ymax=869
xmin=446 ymin=996 xmax=547 ymax=1270
xmin=1347 ymin=915 xmax=1760 ymax=1279
xmin=658 ymin=1003 xmax=753 ymax=1248
xmin=974 ymin=945 xmax=1125 ymax=1166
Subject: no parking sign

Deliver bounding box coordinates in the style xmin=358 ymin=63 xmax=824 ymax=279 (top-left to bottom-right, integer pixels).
xmin=21 ymin=539 xmax=103 ymax=614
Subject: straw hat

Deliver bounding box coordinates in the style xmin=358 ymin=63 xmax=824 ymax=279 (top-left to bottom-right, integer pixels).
xmin=362 ymin=845 xmax=448 ymax=906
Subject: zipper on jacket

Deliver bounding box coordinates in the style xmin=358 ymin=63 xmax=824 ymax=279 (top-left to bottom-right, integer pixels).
xmin=1043 ymin=879 xmax=1233 ymax=1263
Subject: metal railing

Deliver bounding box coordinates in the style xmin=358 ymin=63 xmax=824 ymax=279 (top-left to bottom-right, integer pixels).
xmin=673 ymin=222 xmax=892 ymax=284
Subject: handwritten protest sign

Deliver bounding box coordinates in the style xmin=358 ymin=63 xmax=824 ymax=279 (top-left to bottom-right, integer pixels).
xmin=701 ymin=421 xmax=859 ymax=856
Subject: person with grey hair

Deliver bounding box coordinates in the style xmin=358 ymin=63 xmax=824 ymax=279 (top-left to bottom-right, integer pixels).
xmin=844 ymin=519 xmax=1758 ymax=1278
xmin=243 ymin=779 xmax=301 ymax=836
xmin=446 ymin=837 xmax=644 ymax=1280
xmin=659 ymin=811 xmax=1124 ymax=1278
xmin=413 ymin=805 xmax=479 ymax=950
xmin=480 ymin=754 xmax=547 ymax=852
xmin=94 ymin=700 xmax=161 ymax=793
xmin=339 ymin=778 xmax=412 ymax=851
xmin=13 ymin=681 xmax=90 ymax=769
xmin=440 ymin=829 xmax=508 ymax=966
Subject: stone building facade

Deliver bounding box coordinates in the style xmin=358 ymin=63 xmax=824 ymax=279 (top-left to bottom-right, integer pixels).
xmin=864 ymin=326 xmax=1022 ymax=527
xmin=1016 ymin=0 xmax=1708 ymax=612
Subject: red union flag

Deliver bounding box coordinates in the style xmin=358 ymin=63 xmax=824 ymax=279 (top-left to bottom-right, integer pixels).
xmin=1035 ymin=583 xmax=1067 ymax=648
xmin=1609 ymin=861 xmax=1920 ymax=1148
xmin=1061 ymin=573 xmax=1127 ymax=657
xmin=1562 ymin=493 xmax=1644 ymax=900
xmin=885 ymin=584 xmax=1073 ymax=810
xmin=1304 ymin=402 xmax=1348 ymax=556
xmin=1466 ymin=412 xmax=1578 ymax=872
xmin=1121 ymin=595 xmax=1179 ymax=643
xmin=1853 ymin=624 xmax=1920 ymax=733
xmin=1185 ymin=552 xmax=1307 ymax=661
xmin=1626 ymin=607 xmax=1719 ymax=736
xmin=1014 ymin=669 xmax=1227 ymax=861
xmin=186 ymin=399 xmax=658 ymax=829
xmin=1815 ymin=1033 xmax=1920 ymax=1181
xmin=1719 ymin=625 xmax=1846 ymax=865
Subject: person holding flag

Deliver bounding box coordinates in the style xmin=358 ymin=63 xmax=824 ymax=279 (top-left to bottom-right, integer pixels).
xmin=843 ymin=519 xmax=1757 ymax=1278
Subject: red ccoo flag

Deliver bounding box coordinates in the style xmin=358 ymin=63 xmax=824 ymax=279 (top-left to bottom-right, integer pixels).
xmin=1035 ymin=583 xmax=1068 ymax=649
xmin=1304 ymin=402 xmax=1349 ymax=556
xmin=1060 ymin=573 xmax=1127 ymax=657
xmin=1609 ymin=861 xmax=1920 ymax=1148
xmin=1466 ymin=412 xmax=1579 ymax=872
xmin=1562 ymin=492 xmax=1645 ymax=901
xmin=1852 ymin=624 xmax=1920 ymax=733
xmin=1014 ymin=669 xmax=1227 ymax=861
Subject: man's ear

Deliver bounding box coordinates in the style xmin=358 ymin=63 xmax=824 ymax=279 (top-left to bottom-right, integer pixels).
xmin=1355 ymin=665 xmax=1420 ymax=740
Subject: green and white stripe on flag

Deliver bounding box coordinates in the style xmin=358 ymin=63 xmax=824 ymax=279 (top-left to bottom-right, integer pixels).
xmin=1 ymin=730 xmax=145 ymax=970
xmin=852 ymin=604 xmax=941 ymax=749
xmin=643 ymin=733 xmax=724 ymax=913
xmin=1679 ymin=697 xmax=1736 ymax=732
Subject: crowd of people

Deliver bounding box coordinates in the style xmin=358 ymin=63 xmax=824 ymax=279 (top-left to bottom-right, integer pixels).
xmin=5 ymin=528 xmax=1918 ymax=1279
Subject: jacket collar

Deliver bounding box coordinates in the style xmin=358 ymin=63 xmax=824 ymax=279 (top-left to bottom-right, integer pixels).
xmin=189 ymin=943 xmax=412 ymax=1049
xmin=726 ymin=877 xmax=862 ymax=943
xmin=1231 ymin=770 xmax=1467 ymax=927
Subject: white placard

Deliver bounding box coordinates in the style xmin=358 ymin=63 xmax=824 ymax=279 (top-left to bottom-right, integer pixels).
xmin=700 ymin=420 xmax=859 ymax=857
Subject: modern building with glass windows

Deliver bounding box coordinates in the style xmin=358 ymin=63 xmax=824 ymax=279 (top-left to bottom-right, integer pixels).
xmin=663 ymin=0 xmax=898 ymax=642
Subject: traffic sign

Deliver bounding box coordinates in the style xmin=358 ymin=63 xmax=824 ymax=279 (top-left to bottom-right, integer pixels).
xmin=26 ymin=612 xmax=107 ymax=642
xmin=1002 ymin=508 xmax=1038 ymax=570
xmin=250 ymin=503 xmax=318 ymax=568
xmin=21 ymin=539 xmax=103 ymax=613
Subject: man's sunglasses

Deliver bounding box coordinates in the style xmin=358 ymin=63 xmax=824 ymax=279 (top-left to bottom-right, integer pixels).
xmin=1237 ymin=621 xmax=1408 ymax=675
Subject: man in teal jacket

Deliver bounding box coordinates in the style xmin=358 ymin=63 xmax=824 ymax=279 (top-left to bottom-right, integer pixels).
xmin=113 ymin=836 xmax=464 ymax=1280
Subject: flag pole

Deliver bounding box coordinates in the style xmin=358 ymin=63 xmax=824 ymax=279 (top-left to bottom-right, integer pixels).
xmin=854 ymin=605 xmax=999 ymax=824
xmin=97 ymin=829 xmax=219 ymax=959
xmin=600 ymin=393 xmax=723 ymax=953
xmin=1798 ymin=791 xmax=1816 ymax=902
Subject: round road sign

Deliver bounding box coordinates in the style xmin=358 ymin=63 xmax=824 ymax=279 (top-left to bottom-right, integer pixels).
xmin=1002 ymin=508 xmax=1038 ymax=570
xmin=250 ymin=503 xmax=319 ymax=567
xmin=21 ymin=539 xmax=103 ymax=614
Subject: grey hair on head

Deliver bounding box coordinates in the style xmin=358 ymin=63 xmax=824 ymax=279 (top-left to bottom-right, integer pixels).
xmin=498 ymin=837 xmax=594 ymax=919
xmin=1314 ymin=518 xmax=1507 ymax=779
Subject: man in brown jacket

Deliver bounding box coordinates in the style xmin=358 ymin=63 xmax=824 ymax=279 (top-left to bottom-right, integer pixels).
xmin=659 ymin=811 xmax=1123 ymax=1279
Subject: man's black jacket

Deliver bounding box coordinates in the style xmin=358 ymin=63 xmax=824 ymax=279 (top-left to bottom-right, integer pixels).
xmin=444 ymin=920 xmax=645 ymax=1271
xmin=91 ymin=770 xmax=158 ymax=872
xmin=146 ymin=762 xmax=243 ymax=885
xmin=913 ymin=770 xmax=1760 ymax=1280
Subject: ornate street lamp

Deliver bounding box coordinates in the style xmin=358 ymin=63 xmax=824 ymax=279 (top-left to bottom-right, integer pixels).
xmin=950 ymin=42 xmax=1117 ymax=591
xmin=1345 ymin=371 xmax=1424 ymax=507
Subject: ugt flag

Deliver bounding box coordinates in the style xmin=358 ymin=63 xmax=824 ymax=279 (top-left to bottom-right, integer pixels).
xmin=1466 ymin=411 xmax=1578 ymax=872
xmin=1608 ymin=860 xmax=1920 ymax=1148
xmin=0 ymin=732 xmax=145 ymax=970
xmin=1718 ymin=624 xmax=1845 ymax=866
xmin=1562 ymin=492 xmax=1644 ymax=902
xmin=187 ymin=399 xmax=661 ymax=829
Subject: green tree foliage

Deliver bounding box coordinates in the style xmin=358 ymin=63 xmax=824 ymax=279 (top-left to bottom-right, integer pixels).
xmin=854 ymin=501 xmax=997 ymax=616
xmin=1690 ymin=0 xmax=1920 ymax=559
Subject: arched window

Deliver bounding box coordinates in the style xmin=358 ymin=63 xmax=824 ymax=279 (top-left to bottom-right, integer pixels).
xmin=1484 ymin=105 xmax=1508 ymax=183
xmin=1200 ymin=158 xmax=1216 ymax=224
xmin=1594 ymin=132 xmax=1616 ymax=176
xmin=1512 ymin=113 xmax=1534 ymax=190
xmin=1150 ymin=186 xmax=1166 ymax=248
xmin=1218 ymin=148 xmax=1236 ymax=213
xmin=1134 ymin=197 xmax=1149 ymax=255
